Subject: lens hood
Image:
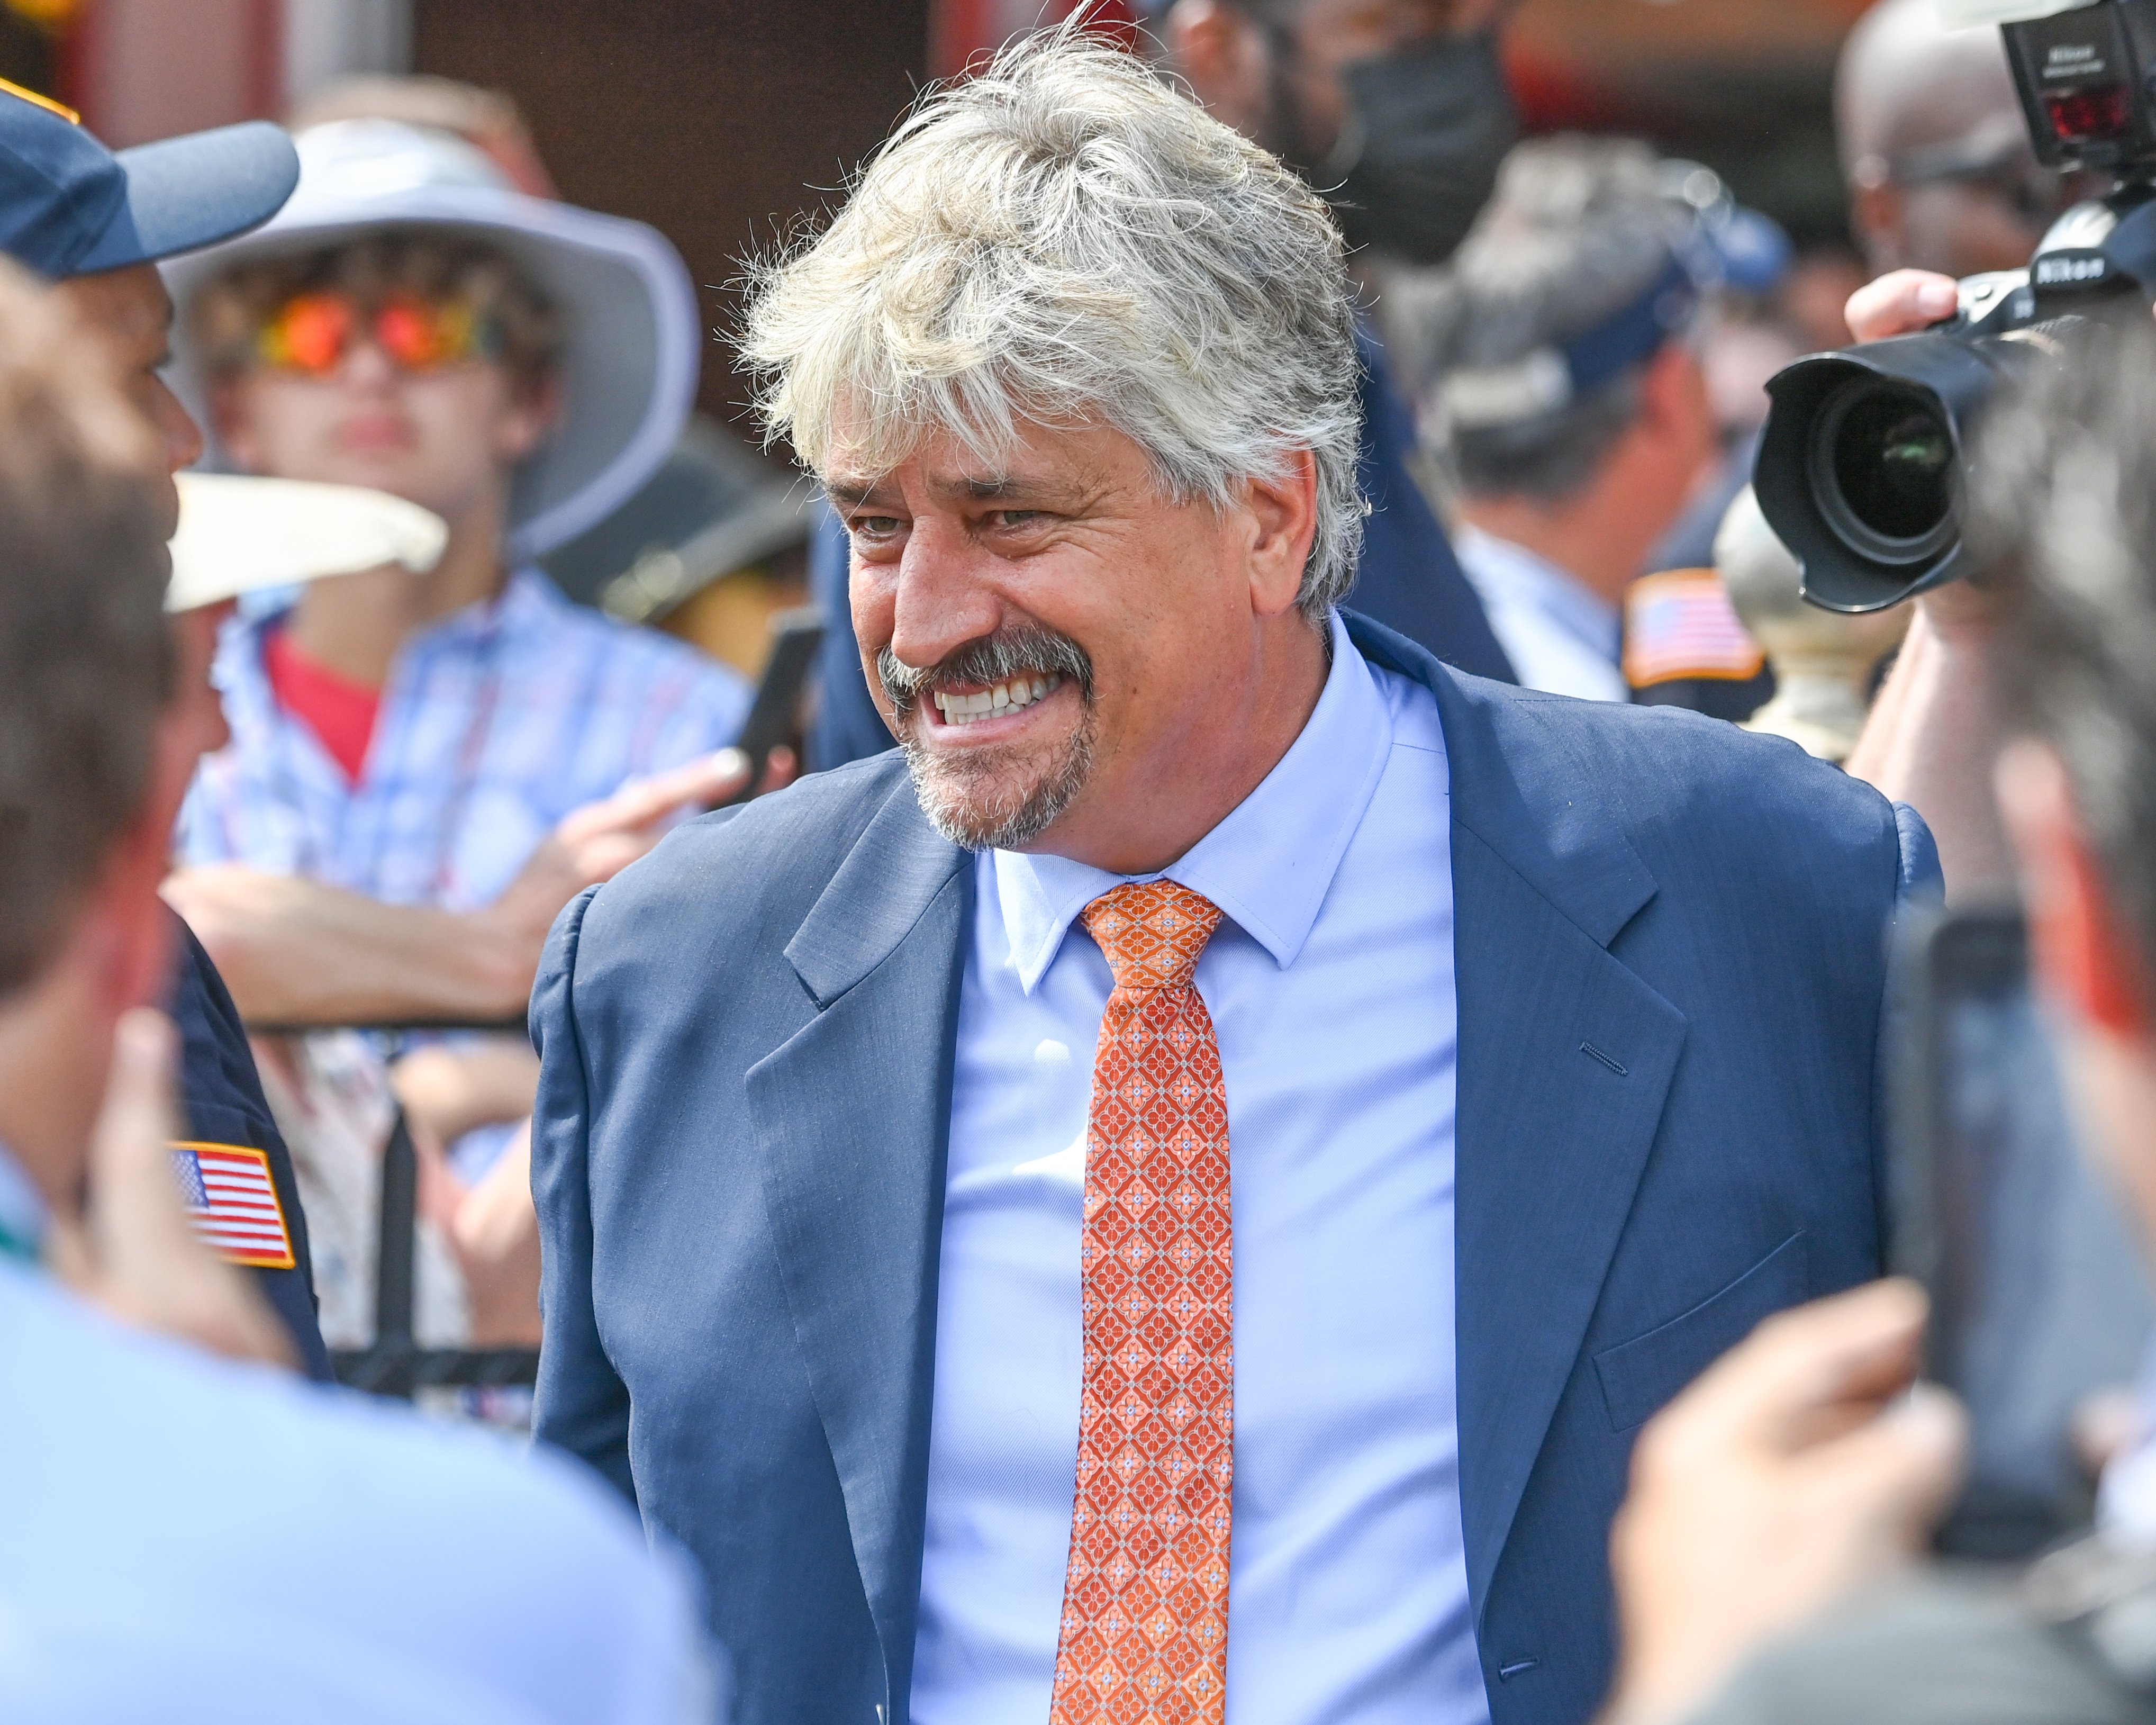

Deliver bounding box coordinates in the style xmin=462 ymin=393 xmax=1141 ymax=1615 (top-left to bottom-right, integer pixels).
xmin=1754 ymin=335 xmax=2017 ymax=613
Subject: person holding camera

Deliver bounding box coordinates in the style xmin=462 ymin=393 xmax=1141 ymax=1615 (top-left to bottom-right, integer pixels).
xmin=1600 ymin=332 xmax=2156 ymax=1725
xmin=1838 ymin=0 xmax=2086 ymax=290
xmin=1781 ymin=0 xmax=2156 ymax=900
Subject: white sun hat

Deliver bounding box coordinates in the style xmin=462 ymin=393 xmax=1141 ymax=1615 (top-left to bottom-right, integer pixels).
xmin=162 ymin=118 xmax=701 ymax=562
xmin=167 ymin=473 xmax=447 ymax=612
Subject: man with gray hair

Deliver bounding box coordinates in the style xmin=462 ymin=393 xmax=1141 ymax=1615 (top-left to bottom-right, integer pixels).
xmin=1411 ymin=137 xmax=1719 ymax=701
xmin=532 ymin=32 xmax=1934 ymax=1725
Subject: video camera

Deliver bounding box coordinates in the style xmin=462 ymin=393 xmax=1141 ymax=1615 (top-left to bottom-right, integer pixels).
xmin=1755 ymin=0 xmax=2156 ymax=611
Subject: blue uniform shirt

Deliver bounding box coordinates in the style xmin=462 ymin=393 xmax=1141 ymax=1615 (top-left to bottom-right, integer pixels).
xmin=169 ymin=915 xmax=332 ymax=1380
xmin=0 ymin=1236 xmax=715 ymax=1723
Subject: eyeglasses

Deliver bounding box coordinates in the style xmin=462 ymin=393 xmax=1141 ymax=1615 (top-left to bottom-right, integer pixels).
xmin=1880 ymin=139 xmax=2097 ymax=231
xmin=253 ymin=290 xmax=503 ymax=377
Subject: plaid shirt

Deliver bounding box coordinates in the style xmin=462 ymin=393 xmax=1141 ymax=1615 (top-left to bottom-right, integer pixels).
xmin=178 ymin=570 xmax=752 ymax=912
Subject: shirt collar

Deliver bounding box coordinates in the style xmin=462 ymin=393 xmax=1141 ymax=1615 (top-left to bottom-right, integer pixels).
xmin=0 ymin=1138 xmax=48 ymax=1264
xmin=993 ymin=610 xmax=1393 ymax=991
xmin=1456 ymin=524 xmax=1621 ymax=663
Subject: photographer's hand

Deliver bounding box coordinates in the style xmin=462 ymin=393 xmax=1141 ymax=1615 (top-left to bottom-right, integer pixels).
xmin=1837 ymin=271 xmax=2019 ymax=893
xmin=1844 ymin=270 xmax=1961 ymax=345
xmin=1600 ymin=1280 xmax=1965 ymax=1725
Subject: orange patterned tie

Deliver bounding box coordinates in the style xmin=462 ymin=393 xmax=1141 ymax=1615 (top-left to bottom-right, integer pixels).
xmin=1050 ymin=879 xmax=1233 ymax=1725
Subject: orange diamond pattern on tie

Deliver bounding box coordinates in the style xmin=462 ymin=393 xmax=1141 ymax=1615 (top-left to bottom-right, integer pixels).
xmin=1050 ymin=879 xmax=1232 ymax=1725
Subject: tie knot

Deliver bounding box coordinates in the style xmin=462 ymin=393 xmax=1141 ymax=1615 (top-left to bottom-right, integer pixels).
xmin=1080 ymin=880 xmax=1222 ymax=994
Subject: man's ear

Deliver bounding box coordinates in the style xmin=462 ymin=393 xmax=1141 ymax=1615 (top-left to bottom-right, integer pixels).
xmin=496 ymin=370 xmax=561 ymax=466
xmin=1639 ymin=342 xmax=1711 ymax=445
xmin=1240 ymin=447 xmax=1319 ymax=621
xmin=82 ymin=793 xmax=182 ymax=1022
xmin=1998 ymin=738 xmax=2153 ymax=1039
xmin=1850 ymin=182 xmax=1909 ymax=280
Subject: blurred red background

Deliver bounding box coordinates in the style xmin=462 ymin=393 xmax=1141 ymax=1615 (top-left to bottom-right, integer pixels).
xmin=0 ymin=0 xmax=1876 ymax=432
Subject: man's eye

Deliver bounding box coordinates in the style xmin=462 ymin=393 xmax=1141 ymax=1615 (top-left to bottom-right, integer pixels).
xmin=850 ymin=516 xmax=903 ymax=537
xmin=988 ymin=510 xmax=1043 ymax=529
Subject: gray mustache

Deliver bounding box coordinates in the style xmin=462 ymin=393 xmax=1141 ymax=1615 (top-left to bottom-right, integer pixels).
xmin=877 ymin=625 xmax=1094 ymax=714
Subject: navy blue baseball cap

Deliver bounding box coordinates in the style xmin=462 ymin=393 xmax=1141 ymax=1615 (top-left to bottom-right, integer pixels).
xmin=0 ymin=79 xmax=298 ymax=281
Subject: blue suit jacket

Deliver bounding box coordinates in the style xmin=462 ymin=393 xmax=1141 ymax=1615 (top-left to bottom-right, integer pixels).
xmin=532 ymin=613 xmax=1937 ymax=1725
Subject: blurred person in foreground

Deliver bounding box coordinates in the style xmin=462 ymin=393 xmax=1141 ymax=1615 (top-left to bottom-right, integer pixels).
xmin=1599 ymin=333 xmax=2156 ymax=1725
xmin=0 ymin=77 xmax=338 ymax=1374
xmin=535 ymin=33 xmax=1935 ymax=1723
xmin=1404 ymin=137 xmax=1722 ymax=702
xmin=160 ymin=117 xmax=756 ymax=1345
xmin=807 ymin=0 xmax=1526 ymax=770
xmin=0 ymin=78 xmax=742 ymax=1362
xmin=0 ymin=257 xmax=711 ymax=1725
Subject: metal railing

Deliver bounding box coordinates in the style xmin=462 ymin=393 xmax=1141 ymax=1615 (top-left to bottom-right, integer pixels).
xmin=327 ymin=1101 xmax=540 ymax=1399
xmin=247 ymin=1017 xmax=540 ymax=1402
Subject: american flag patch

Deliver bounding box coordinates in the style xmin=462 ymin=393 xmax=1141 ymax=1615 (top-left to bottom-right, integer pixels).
xmin=169 ymin=1141 xmax=295 ymax=1270
xmin=1624 ymin=568 xmax=1767 ymax=688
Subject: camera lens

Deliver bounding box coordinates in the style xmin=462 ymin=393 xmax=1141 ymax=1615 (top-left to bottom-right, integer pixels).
xmin=1808 ymin=378 xmax=1959 ymax=566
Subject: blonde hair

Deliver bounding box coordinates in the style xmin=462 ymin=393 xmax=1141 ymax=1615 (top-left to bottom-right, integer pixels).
xmin=739 ymin=28 xmax=1366 ymax=618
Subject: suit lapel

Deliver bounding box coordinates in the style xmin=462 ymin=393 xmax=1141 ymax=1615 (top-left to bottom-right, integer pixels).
xmin=745 ymin=777 xmax=971 ymax=1707
xmin=1349 ymin=615 xmax=1689 ymax=1617
xmin=1447 ymin=819 xmax=1685 ymax=1612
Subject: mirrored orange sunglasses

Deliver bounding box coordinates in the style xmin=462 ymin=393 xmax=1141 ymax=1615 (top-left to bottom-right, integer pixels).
xmin=254 ymin=291 xmax=503 ymax=376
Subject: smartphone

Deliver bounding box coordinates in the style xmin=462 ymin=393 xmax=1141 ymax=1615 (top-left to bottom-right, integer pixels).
xmin=1893 ymin=909 xmax=2155 ymax=1558
xmin=714 ymin=606 xmax=825 ymax=807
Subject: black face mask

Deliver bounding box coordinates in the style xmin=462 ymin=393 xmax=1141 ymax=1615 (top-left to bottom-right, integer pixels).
xmin=1297 ymin=31 xmax=1520 ymax=268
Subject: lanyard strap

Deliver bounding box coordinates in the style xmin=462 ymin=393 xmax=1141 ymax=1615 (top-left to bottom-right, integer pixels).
xmin=0 ymin=1217 xmax=39 ymax=1266
xmin=0 ymin=1141 xmax=46 ymax=1266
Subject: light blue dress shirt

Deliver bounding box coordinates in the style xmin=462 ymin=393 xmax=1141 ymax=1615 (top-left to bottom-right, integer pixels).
xmin=911 ymin=613 xmax=1487 ymax=1724
xmin=0 ymin=1149 xmax=714 ymax=1724
xmin=1454 ymin=525 xmax=1628 ymax=703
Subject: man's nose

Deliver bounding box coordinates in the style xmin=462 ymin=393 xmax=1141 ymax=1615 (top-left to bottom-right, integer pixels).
xmin=886 ymin=512 xmax=1004 ymax=671
xmin=152 ymin=376 xmax=205 ymax=476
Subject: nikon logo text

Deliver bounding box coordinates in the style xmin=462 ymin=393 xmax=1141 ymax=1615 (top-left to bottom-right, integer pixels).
xmin=2036 ymin=254 xmax=2110 ymax=285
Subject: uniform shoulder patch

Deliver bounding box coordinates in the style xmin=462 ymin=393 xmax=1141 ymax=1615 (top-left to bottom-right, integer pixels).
xmin=1624 ymin=567 xmax=1767 ymax=688
xmin=169 ymin=1141 xmax=296 ymax=1270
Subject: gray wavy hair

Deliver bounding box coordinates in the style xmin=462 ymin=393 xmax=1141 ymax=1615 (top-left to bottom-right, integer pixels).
xmin=739 ymin=28 xmax=1366 ymax=620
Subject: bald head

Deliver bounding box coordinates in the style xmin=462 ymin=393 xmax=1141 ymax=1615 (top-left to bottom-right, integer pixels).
xmin=1836 ymin=0 xmax=2024 ymax=176
xmin=1834 ymin=0 xmax=2063 ymax=277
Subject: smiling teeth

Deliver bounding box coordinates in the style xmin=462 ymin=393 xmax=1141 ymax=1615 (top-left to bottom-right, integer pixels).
xmin=934 ymin=674 xmax=1062 ymax=725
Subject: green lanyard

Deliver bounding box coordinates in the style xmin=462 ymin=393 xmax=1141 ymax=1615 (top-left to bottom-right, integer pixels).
xmin=0 ymin=1140 xmax=44 ymax=1266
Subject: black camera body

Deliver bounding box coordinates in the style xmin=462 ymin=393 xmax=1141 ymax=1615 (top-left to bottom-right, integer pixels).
xmin=1756 ymin=0 xmax=2156 ymax=613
